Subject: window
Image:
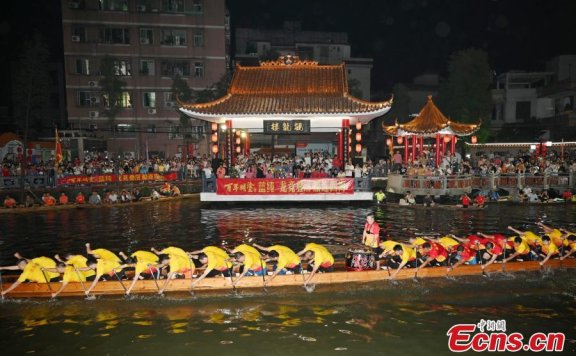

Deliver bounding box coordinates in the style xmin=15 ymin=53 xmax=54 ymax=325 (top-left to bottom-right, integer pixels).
xmin=72 ymin=25 xmax=87 ymax=42
xmin=77 ymin=91 xmax=100 ymax=107
xmin=99 ymin=0 xmax=128 ymax=11
xmin=139 ymin=28 xmax=154 ymax=45
xmin=191 ymin=0 xmax=203 ymax=13
xmin=75 ymin=58 xmax=90 ymax=75
xmin=101 ymin=28 xmax=130 ymax=44
xmin=147 ymin=124 xmax=156 ymax=133
xmin=114 ymin=124 xmax=136 ymax=136
xmin=164 ymin=92 xmax=176 ymax=108
xmin=143 ymin=92 xmax=156 ymax=108
xmin=169 ymin=125 xmax=183 ymax=139
xmin=139 ymin=60 xmax=155 ymax=76
xmin=194 ymin=62 xmax=204 ymax=77
xmin=515 ymin=101 xmax=531 ymax=121
xmin=135 ymin=0 xmax=151 ymax=12
xmin=161 ymin=60 xmax=190 ymax=76
xmin=161 ymin=0 xmax=184 ymax=12
xmin=113 ymin=59 xmax=132 ymax=76
xmin=161 ymin=29 xmax=186 ymax=46
xmin=193 ymin=30 xmax=204 ymax=47
xmin=102 ymin=92 xmax=132 ymax=108
xmin=68 ymin=0 xmax=85 ymax=10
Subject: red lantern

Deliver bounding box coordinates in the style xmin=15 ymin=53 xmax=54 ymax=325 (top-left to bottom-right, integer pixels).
xmin=211 ymin=123 xmax=218 ymax=132
xmin=211 ymin=133 xmax=218 ymax=143
xmin=211 ymin=144 xmax=219 ymax=154
xmin=235 ymin=146 xmax=241 ymax=154
xmin=355 ymin=132 xmax=362 ymax=142
xmin=355 ymin=144 xmax=362 ymax=153
xmin=348 ymin=146 xmax=352 ymax=153
xmin=355 ymin=122 xmax=362 ymax=130
xmin=386 ymin=138 xmax=392 ymax=146
xmin=235 ymin=137 xmax=241 ymax=145
xmin=397 ymin=136 xmax=403 ymax=144
xmin=471 ymin=135 xmax=477 ymax=144
xmin=444 ymin=135 xmax=451 ymax=143
xmin=17 ymin=146 xmax=22 ymax=153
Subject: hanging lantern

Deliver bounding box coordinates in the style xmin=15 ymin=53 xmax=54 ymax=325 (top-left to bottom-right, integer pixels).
xmin=397 ymin=136 xmax=403 ymax=144
xmin=235 ymin=137 xmax=241 ymax=145
xmin=241 ymin=131 xmax=246 ymax=139
xmin=235 ymin=146 xmax=241 ymax=154
xmin=235 ymin=129 xmax=240 ymax=136
xmin=355 ymin=144 xmax=362 ymax=153
xmin=211 ymin=144 xmax=219 ymax=154
xmin=355 ymin=122 xmax=362 ymax=130
xmin=386 ymin=138 xmax=392 ymax=146
xmin=471 ymin=135 xmax=477 ymax=144
xmin=211 ymin=123 xmax=218 ymax=132
xmin=444 ymin=135 xmax=451 ymax=143
xmin=221 ymin=124 xmax=227 ymax=131
xmin=348 ymin=137 xmax=352 ymax=145
xmin=355 ymin=132 xmax=362 ymax=142
xmin=348 ymin=146 xmax=352 ymax=153
xmin=211 ymin=133 xmax=218 ymax=143
xmin=454 ymin=137 xmax=458 ymax=143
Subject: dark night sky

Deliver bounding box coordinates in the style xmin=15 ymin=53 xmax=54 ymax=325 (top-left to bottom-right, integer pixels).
xmin=1 ymin=0 xmax=575 ymax=97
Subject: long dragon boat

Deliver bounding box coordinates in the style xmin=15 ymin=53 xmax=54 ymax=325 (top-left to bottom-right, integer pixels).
xmin=1 ymin=259 xmax=573 ymax=298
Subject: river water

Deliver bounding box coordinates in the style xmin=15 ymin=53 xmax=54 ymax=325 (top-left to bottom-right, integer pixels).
xmin=1 ymin=201 xmax=575 ymax=355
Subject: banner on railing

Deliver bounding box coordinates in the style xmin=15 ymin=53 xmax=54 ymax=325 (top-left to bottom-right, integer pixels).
xmin=57 ymin=172 xmax=177 ymax=185
xmin=216 ymin=178 xmax=355 ymax=195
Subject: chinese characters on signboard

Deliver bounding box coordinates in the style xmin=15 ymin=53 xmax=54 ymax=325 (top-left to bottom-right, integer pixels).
xmin=263 ymin=120 xmax=310 ymax=135
xmin=216 ymin=178 xmax=354 ymax=195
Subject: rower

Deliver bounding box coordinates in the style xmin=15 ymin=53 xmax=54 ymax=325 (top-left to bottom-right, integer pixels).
xmin=0 ymin=253 xmax=60 ymax=297
xmin=253 ymin=243 xmax=300 ymax=286
xmin=42 ymin=262 xmax=86 ymax=298
xmin=3 ymin=195 xmax=17 ymax=208
xmin=387 ymin=244 xmax=418 ymax=279
xmin=447 ymin=244 xmax=478 ymax=271
xmin=474 ymin=194 xmax=486 ymax=208
xmin=296 ymin=243 xmax=334 ymax=287
xmin=362 ymin=213 xmax=382 ymax=269
xmin=539 ymin=235 xmax=560 ymax=267
xmin=230 ymin=244 xmax=264 ymax=287
xmin=119 ymin=250 xmax=160 ymax=295
xmin=58 ymin=192 xmax=69 ymax=205
xmin=504 ymin=237 xmax=533 ymax=262
xmin=189 ymin=246 xmax=232 ymax=289
xmin=507 ymin=226 xmax=543 ymax=247
xmin=416 ymin=241 xmax=449 ymax=270
xmin=55 ymin=253 xmax=96 ymax=280
xmin=151 ymin=247 xmax=194 ymax=294
xmin=81 ymin=257 xmax=124 ymax=295
xmin=536 ymin=222 xmax=564 ymax=247
xmin=75 ymin=192 xmax=86 ymax=205
xmin=85 ymin=243 xmax=121 ymax=263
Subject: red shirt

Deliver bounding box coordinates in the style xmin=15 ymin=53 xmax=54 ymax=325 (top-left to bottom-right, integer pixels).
xmin=474 ymin=195 xmax=485 ymax=205
xmin=461 ymin=195 xmax=470 ymax=206
xmin=426 ymin=241 xmax=448 ymax=260
xmin=459 ymin=245 xmax=476 ymax=262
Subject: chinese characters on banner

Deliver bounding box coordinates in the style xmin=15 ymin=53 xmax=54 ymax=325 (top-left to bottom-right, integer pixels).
xmin=57 ymin=172 xmax=178 ymax=185
xmin=216 ymin=178 xmax=354 ymax=195
xmin=263 ymin=120 xmax=310 ymax=135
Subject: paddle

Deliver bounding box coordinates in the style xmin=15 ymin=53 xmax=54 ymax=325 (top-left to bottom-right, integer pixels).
xmin=0 ymin=269 xmax=4 ymax=301
xmin=41 ymin=269 xmax=54 ymax=295
xmin=228 ymin=264 xmax=238 ymax=296
xmin=477 ymin=242 xmax=488 ymax=278
xmin=113 ymin=270 xmax=128 ymax=295
xmin=299 ymin=262 xmax=315 ymax=293
xmin=148 ymin=264 xmax=162 ymax=295
xmin=73 ymin=267 xmax=88 ymax=296
xmin=259 ymin=257 xmax=268 ymax=293
xmin=502 ymin=245 xmax=507 ymax=273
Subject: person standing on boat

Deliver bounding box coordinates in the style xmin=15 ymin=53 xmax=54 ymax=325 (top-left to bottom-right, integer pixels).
xmin=374 ymin=189 xmax=386 ymax=204
xmin=253 ymin=243 xmax=301 ymax=286
xmin=297 ymin=243 xmax=334 ymax=287
xmin=362 ymin=213 xmax=383 ymax=269
xmin=0 ymin=253 xmax=60 ymax=297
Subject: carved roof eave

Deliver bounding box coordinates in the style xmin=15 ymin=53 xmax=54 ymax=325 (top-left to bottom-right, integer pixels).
xmin=382 ymin=122 xmax=481 ymax=137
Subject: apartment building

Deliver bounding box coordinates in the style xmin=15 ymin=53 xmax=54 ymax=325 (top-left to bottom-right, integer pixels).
xmin=62 ymin=0 xmax=228 ymax=158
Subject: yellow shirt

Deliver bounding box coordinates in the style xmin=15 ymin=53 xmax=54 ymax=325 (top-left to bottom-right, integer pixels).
xmin=169 ymin=255 xmax=193 ymax=274
xmin=66 ymin=255 xmax=95 ymax=278
xmin=513 ymin=240 xmax=531 ymax=255
xmin=412 ymin=237 xmax=428 ymax=246
xmin=269 ymin=245 xmax=300 ymax=269
xmin=548 ymin=228 xmax=563 ymax=240
xmin=62 ymin=265 xmax=86 ymax=284
xmin=523 ymin=231 xmax=542 ymax=246
xmin=398 ymin=244 xmax=417 ymax=264
xmin=203 ymin=247 xmax=231 ymax=272
xmin=132 ymin=251 xmax=159 ymax=275
xmin=380 ymin=240 xmax=400 ymax=254
xmin=92 ymin=248 xmax=120 ymax=262
xmin=304 ymin=243 xmax=334 ymax=266
xmin=233 ymin=244 xmax=262 ymax=270
xmin=96 ymin=259 xmax=121 ymax=276
xmin=542 ymin=242 xmax=559 ymax=256
xmin=438 ymin=236 xmax=460 ymax=251
xmin=160 ymin=247 xmax=189 ymax=260
xmin=17 ymin=257 xmax=59 ymax=283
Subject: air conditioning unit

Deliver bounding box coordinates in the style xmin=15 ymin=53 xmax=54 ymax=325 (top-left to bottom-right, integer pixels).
xmin=89 ymin=124 xmax=98 ymax=131
xmin=71 ymin=35 xmax=81 ymax=42
xmin=147 ymin=108 xmax=157 ymax=114
xmin=140 ymin=37 xmax=150 ymax=45
xmin=90 ymin=96 xmax=100 ymax=105
xmin=136 ymin=4 xmax=146 ymax=12
xmin=89 ymin=111 xmax=99 ymax=118
xmin=165 ymin=102 xmax=175 ymax=108
xmin=151 ymin=8 xmax=159 ymax=12
xmin=88 ymin=81 xmax=98 ymax=87
xmin=68 ymin=2 xmax=79 ymax=9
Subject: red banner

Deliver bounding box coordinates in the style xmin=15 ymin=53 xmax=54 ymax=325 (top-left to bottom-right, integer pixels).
xmin=216 ymin=178 xmax=355 ymax=195
xmin=57 ymin=172 xmax=178 ymax=185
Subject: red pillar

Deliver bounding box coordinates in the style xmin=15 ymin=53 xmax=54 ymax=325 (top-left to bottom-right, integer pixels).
xmin=451 ymin=135 xmax=456 ymax=155
xmin=411 ymin=136 xmax=416 ymax=163
xmin=420 ymin=136 xmax=424 ymax=157
xmin=245 ymin=132 xmax=250 ymax=155
xmin=225 ymin=119 xmax=233 ymax=168
xmin=337 ymin=131 xmax=343 ymax=168
xmin=435 ymin=133 xmax=440 ymax=167
xmin=342 ymin=119 xmax=350 ymax=165
xmin=404 ymin=136 xmax=409 ymax=164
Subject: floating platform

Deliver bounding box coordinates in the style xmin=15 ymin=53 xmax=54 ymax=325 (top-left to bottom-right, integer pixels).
xmin=200 ymin=192 xmax=373 ymax=202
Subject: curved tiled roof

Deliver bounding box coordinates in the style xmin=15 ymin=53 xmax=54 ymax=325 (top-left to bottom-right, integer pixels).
xmin=179 ymin=56 xmax=392 ymax=116
xmin=383 ymin=96 xmax=479 ymax=136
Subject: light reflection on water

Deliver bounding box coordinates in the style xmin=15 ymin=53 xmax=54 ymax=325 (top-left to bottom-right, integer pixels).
xmin=1 ymin=202 xmax=576 ymax=355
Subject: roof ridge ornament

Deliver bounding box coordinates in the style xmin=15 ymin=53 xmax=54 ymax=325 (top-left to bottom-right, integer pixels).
xmin=260 ymin=55 xmax=318 ymax=67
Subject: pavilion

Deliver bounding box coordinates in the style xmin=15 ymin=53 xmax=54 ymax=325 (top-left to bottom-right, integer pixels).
xmin=178 ymin=55 xmax=392 ymax=167
xmin=382 ymin=95 xmax=480 ymax=167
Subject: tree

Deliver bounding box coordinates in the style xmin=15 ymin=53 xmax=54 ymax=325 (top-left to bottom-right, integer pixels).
xmin=437 ymin=49 xmax=493 ymax=142
xmin=99 ymin=56 xmax=127 ymax=129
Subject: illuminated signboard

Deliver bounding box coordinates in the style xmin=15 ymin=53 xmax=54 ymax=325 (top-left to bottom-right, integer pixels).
xmin=263 ymin=120 xmax=310 ymax=135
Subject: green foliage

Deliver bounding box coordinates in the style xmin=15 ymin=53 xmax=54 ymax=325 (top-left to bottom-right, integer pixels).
xmin=12 ymin=33 xmax=51 ymax=138
xmin=99 ymin=56 xmax=127 ymax=127
xmin=437 ymin=49 xmax=493 ymax=142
